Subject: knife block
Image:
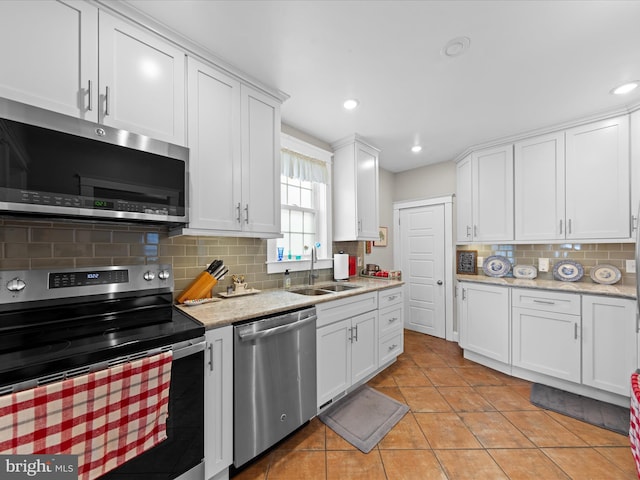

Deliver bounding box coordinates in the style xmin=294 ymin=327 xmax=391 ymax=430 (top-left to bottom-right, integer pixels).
xmin=177 ymin=271 xmax=217 ymax=303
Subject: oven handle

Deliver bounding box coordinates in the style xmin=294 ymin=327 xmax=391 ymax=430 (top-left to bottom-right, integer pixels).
xmin=237 ymin=314 xmax=316 ymax=342
xmin=172 ymin=337 xmax=206 ymax=360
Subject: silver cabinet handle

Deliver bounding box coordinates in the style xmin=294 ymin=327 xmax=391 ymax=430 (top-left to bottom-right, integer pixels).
xmin=559 ymin=219 xmax=563 ymax=235
xmin=533 ymin=299 xmax=555 ymax=305
xmin=358 ymin=220 xmax=362 ymax=232
xmin=466 ymin=225 xmax=471 ymax=238
xmin=473 ymin=225 xmax=478 ymax=237
xmin=574 ymin=322 xmax=578 ymax=340
xmin=104 ymin=85 xmax=110 ymax=116
xmin=437 ymin=280 xmax=443 ymax=285
xmin=388 ymin=344 xmax=398 ymax=351
xmin=353 ymin=325 xmax=358 ymax=342
xmin=244 ymin=204 xmax=249 ymax=224
xmin=87 ymin=80 xmax=93 ymax=112
xmin=236 ymin=202 xmax=242 ymax=223
xmin=207 ymin=343 xmax=214 ymax=371
xmin=568 ymin=218 xmax=572 ymax=234
xmin=388 ymin=317 xmax=398 ymax=323
xmin=387 ymin=295 xmax=398 ymax=301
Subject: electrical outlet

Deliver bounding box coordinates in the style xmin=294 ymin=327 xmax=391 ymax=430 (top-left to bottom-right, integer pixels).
xmin=626 ymin=259 xmax=636 ymax=273
xmin=538 ymin=258 xmax=549 ymax=272
xmin=477 ymin=256 xmax=484 ymax=267
xmin=357 ymin=256 xmax=362 ymax=267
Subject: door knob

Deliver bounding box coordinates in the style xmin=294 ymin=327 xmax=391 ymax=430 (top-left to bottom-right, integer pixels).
xmin=437 ymin=280 xmax=443 ymax=285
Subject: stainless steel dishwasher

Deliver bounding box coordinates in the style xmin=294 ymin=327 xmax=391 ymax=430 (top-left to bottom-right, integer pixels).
xmin=233 ymin=306 xmax=317 ymax=467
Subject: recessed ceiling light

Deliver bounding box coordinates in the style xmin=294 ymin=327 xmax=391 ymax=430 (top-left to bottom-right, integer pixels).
xmin=441 ymin=36 xmax=471 ymax=57
xmin=343 ymin=99 xmax=359 ymax=110
xmin=411 ymin=145 xmax=422 ymax=153
xmin=611 ymin=81 xmax=639 ymax=95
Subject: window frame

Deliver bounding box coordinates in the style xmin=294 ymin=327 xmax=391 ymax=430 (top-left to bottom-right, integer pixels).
xmin=266 ymin=134 xmax=333 ymax=274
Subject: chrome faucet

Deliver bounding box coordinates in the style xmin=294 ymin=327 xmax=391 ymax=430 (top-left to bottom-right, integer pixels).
xmin=309 ymin=244 xmax=319 ymax=285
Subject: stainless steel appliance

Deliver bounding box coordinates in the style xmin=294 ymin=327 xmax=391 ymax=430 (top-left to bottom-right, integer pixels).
xmin=0 ymin=265 xmax=205 ymax=480
xmin=233 ymin=307 xmax=317 ymax=467
xmin=0 ymin=97 xmax=188 ymax=225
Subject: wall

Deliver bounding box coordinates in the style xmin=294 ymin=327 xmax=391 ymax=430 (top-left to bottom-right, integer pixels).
xmin=364 ymin=167 xmax=395 ymax=269
xmin=393 ymin=160 xmax=457 ymax=202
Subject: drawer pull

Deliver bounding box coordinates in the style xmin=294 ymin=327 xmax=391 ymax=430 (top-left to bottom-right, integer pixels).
xmin=387 ymin=295 xmax=398 ymax=301
xmin=388 ymin=317 xmax=398 ymax=323
xmin=533 ymin=299 xmax=555 ymax=305
xmin=388 ymin=344 xmax=398 ymax=351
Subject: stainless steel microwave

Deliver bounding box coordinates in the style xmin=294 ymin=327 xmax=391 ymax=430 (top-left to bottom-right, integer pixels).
xmin=0 ymin=97 xmax=188 ymax=225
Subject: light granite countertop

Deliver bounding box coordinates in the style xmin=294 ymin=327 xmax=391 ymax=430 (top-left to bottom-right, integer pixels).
xmin=457 ymin=274 xmax=636 ymax=299
xmin=176 ymin=277 xmax=404 ymax=329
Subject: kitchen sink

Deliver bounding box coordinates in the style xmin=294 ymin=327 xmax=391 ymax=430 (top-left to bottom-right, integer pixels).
xmin=317 ymin=284 xmax=361 ymax=292
xmin=289 ymin=284 xmax=362 ymax=296
xmin=290 ymin=288 xmax=333 ymax=296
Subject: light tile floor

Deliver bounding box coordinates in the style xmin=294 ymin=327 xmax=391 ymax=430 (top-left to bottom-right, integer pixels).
xmin=232 ymin=330 xmax=637 ymax=479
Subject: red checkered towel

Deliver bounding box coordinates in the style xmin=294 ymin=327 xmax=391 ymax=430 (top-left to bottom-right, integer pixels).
xmin=0 ymin=351 xmax=172 ymax=480
xmin=630 ymin=371 xmax=640 ymax=479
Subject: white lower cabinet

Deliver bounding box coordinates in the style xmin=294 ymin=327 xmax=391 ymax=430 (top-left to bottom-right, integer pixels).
xmin=317 ymin=309 xmax=378 ymax=408
xmin=378 ymin=286 xmax=404 ymax=366
xmin=316 ymin=292 xmax=379 ymax=408
xmin=582 ymin=295 xmax=637 ymax=396
xmin=204 ymin=326 xmax=233 ymax=480
xmin=512 ymin=289 xmax=581 ymax=383
xmin=459 ymin=282 xmax=639 ymax=403
xmin=459 ymin=283 xmax=510 ymax=364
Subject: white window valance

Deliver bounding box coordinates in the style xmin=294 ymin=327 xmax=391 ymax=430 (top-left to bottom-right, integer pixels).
xmin=281 ymin=148 xmax=329 ymax=184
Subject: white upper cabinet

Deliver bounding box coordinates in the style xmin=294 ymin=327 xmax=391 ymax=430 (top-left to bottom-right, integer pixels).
xmin=514 ymin=132 xmax=565 ymax=241
xmin=0 ymin=2 xmax=186 ymax=145
xmin=332 ymin=135 xmax=380 ymax=241
xmin=456 ymin=154 xmax=473 ymax=243
xmin=565 ymin=116 xmax=630 ymax=240
xmin=179 ymin=58 xmax=281 ymax=237
xmin=0 ymin=0 xmax=98 ymax=120
xmin=457 ymin=145 xmax=514 ymax=243
xmin=98 ymin=11 xmax=186 ymax=145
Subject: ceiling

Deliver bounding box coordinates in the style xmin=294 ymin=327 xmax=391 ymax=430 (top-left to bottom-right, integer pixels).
xmin=122 ymin=0 xmax=640 ymax=173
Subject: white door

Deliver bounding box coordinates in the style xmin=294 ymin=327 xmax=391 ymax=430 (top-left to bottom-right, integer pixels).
xmin=399 ymin=204 xmax=446 ymax=338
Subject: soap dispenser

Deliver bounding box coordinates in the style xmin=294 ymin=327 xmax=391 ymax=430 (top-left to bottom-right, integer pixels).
xmin=284 ymin=269 xmax=291 ymax=289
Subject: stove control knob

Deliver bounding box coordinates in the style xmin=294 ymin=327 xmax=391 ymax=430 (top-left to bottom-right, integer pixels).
xmin=7 ymin=278 xmax=26 ymax=292
xmin=158 ymin=270 xmax=171 ymax=280
xmin=143 ymin=271 xmax=156 ymax=281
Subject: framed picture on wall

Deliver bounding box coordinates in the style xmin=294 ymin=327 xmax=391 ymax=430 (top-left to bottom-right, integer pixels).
xmin=374 ymin=227 xmax=388 ymax=247
xmin=456 ymin=250 xmax=478 ymax=274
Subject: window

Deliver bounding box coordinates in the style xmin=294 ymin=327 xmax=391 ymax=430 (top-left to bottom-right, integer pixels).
xmin=266 ymin=134 xmax=332 ymax=274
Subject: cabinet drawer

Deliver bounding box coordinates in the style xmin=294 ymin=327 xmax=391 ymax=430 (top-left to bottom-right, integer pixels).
xmin=316 ymin=291 xmax=378 ymax=327
xmin=378 ymin=286 xmax=403 ymax=309
xmin=511 ymin=288 xmax=580 ymax=315
xmin=379 ymin=331 xmax=403 ymax=366
xmin=379 ymin=305 xmax=403 ymax=337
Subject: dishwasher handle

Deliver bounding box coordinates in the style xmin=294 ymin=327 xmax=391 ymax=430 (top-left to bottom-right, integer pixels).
xmin=237 ymin=313 xmax=316 ymax=342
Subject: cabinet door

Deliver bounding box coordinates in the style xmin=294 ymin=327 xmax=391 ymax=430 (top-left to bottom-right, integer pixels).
xmin=472 ymin=145 xmax=514 ymax=242
xmin=512 ymin=307 xmax=580 ymax=383
xmin=514 ymin=132 xmax=565 ymax=241
xmin=317 ymin=318 xmax=352 ymax=407
xmin=187 ymin=58 xmax=242 ymax=232
xmin=582 ymin=296 xmax=637 ymax=396
xmin=240 ymin=85 xmax=281 ymax=235
xmin=460 ymin=283 xmax=510 ymax=363
xmin=204 ymin=326 xmax=233 ymax=479
xmin=355 ymin=142 xmax=380 ymax=240
xmin=0 ymin=0 xmax=98 ymax=120
xmin=456 ymin=154 xmax=473 ymax=243
xmin=351 ymin=311 xmax=378 ymax=384
xmin=565 ymin=116 xmax=630 ymax=239
xmin=99 ymin=11 xmax=186 ymax=145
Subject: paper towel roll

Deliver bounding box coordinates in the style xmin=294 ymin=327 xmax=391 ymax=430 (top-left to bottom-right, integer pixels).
xmin=333 ymin=253 xmax=349 ymax=280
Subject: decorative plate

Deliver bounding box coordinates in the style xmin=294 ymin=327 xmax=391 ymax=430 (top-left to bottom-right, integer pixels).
xmin=590 ymin=264 xmax=622 ymax=285
xmin=482 ymin=255 xmax=512 ymax=277
xmin=553 ymin=260 xmax=584 ymax=282
xmin=513 ymin=265 xmax=538 ymax=279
